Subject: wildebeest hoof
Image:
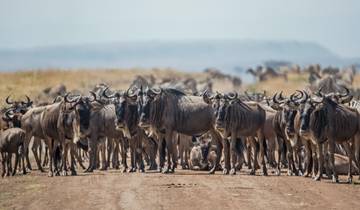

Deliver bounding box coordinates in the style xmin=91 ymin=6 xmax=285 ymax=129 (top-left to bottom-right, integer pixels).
xmin=71 ymin=170 xmax=77 ymax=176
xmin=209 ymin=168 xmax=216 ymax=174
xmin=129 ymin=168 xmax=136 ymax=173
xmin=62 ymin=170 xmax=68 ymax=176
xmin=48 ymin=171 xmax=54 ymax=177
xmin=162 ymin=168 xmax=170 ymax=174
xmin=275 ymin=169 xmax=281 ymax=176
xmin=262 ymin=169 xmax=268 ymax=176
xmin=99 ymin=167 xmax=107 ymax=171
xmin=347 ymin=176 xmax=352 ymax=184
xmin=223 ymin=168 xmax=229 ymax=175
xmin=139 ymin=168 xmax=145 ymax=173
xmin=250 ymin=170 xmax=256 ymax=176
xmin=303 ymin=172 xmax=309 ymax=177
xmin=287 ymin=171 xmax=293 ymax=176
xmin=122 ymin=168 xmax=127 ymax=173
xmin=314 ymin=175 xmax=321 ymax=181
xmin=230 ymin=168 xmax=236 ymax=175
xmin=40 ymin=168 xmax=45 ymax=173
xmin=332 ymin=175 xmax=339 ymax=183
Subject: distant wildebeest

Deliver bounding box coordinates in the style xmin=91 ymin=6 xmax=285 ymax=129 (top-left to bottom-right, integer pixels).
xmin=0 ymin=128 xmax=26 ymax=177
xmin=138 ymin=88 xmax=223 ymax=174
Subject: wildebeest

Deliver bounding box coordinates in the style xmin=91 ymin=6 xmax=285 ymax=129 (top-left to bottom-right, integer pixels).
xmin=299 ymin=86 xmax=360 ymax=183
xmin=212 ymin=92 xmax=266 ymax=175
xmin=0 ymin=128 xmax=26 ymax=177
xmin=70 ymin=92 xmax=126 ymax=173
xmin=138 ymin=88 xmax=223 ymax=174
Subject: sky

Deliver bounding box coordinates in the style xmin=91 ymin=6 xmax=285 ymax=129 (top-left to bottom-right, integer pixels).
xmin=0 ymin=0 xmax=359 ymax=57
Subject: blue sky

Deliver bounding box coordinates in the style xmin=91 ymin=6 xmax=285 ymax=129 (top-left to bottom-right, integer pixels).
xmin=0 ymin=0 xmax=359 ymax=57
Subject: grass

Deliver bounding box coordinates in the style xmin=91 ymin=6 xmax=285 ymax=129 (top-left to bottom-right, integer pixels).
xmin=1 ymin=68 xmax=359 ymax=107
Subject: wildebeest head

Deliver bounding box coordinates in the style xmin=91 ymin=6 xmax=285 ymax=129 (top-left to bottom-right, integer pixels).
xmin=271 ymin=91 xmax=302 ymax=139
xmin=103 ymin=86 xmax=138 ymax=129
xmin=138 ymin=87 xmax=162 ymax=128
xmin=5 ymin=95 xmax=33 ymax=114
xmin=202 ymin=90 xmax=222 ymax=117
xmin=64 ymin=92 xmax=101 ymax=136
xmin=2 ymin=108 xmax=22 ymax=128
xmin=215 ymin=92 xmax=238 ymax=131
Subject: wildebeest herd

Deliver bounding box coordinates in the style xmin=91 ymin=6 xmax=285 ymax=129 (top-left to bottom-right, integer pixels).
xmin=1 ymin=66 xmax=360 ymax=185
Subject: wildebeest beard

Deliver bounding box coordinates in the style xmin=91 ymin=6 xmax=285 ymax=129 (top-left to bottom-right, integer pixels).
xmin=78 ymin=103 xmax=91 ymax=131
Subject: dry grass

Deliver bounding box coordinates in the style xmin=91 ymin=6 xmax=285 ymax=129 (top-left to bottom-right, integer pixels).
xmin=0 ymin=68 xmax=359 ymax=107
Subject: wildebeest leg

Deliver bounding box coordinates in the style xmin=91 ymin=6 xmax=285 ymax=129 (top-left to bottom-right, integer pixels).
xmin=136 ymin=136 xmax=145 ymax=173
xmin=245 ymin=138 xmax=251 ymax=169
xmin=1 ymin=153 xmax=6 ymax=177
xmin=61 ymin=142 xmax=68 ymax=176
xmin=23 ymin=134 xmax=32 ymax=171
xmin=7 ymin=154 xmax=12 ymax=176
xmin=85 ymin=135 xmax=97 ymax=173
xmin=112 ymin=139 xmax=120 ymax=169
xmin=129 ymin=140 xmax=136 ymax=172
xmin=106 ymin=138 xmax=113 ymax=169
xmin=222 ymin=138 xmax=230 ymax=175
xmin=285 ymin=141 xmax=295 ymax=176
xmin=158 ymin=137 xmax=166 ymax=172
xmin=275 ymin=136 xmax=283 ymax=176
xmin=229 ymin=135 xmax=238 ymax=175
xmin=31 ymin=137 xmax=44 ymax=172
xmin=99 ymin=139 xmax=107 ymax=170
xmin=258 ymin=131 xmax=268 ymax=176
xmin=163 ymin=131 xmax=175 ymax=173
xmin=43 ymin=144 xmax=49 ymax=167
xmin=249 ymin=137 xmax=258 ymax=175
xmin=328 ymin=140 xmax=338 ymax=183
xmin=120 ymin=138 xmax=128 ymax=172
xmin=209 ymin=129 xmax=223 ymax=174
xmin=12 ymin=152 xmax=20 ymax=176
xmin=343 ymin=141 xmax=359 ymax=183
xmin=303 ymin=141 xmax=311 ymax=177
xmin=354 ymin=134 xmax=360 ymax=180
xmin=314 ymin=143 xmax=323 ymax=181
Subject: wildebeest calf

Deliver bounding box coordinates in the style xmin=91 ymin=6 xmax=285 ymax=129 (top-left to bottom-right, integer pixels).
xmin=0 ymin=128 xmax=26 ymax=177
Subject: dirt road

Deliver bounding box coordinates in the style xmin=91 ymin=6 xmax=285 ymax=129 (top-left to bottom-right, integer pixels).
xmin=1 ymin=168 xmax=359 ymax=210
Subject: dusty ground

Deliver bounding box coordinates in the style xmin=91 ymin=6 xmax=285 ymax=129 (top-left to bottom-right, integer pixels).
xmin=1 ymin=167 xmax=360 ymax=210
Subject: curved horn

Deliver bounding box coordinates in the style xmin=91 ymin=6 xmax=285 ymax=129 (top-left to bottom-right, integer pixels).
xmin=89 ymin=91 xmax=97 ymax=102
xmin=5 ymin=95 xmax=13 ymax=105
xmin=339 ymin=85 xmax=350 ymax=98
xmin=290 ymin=90 xmax=303 ymax=102
xmin=127 ymin=87 xmax=136 ymax=98
xmin=244 ymin=91 xmax=251 ymax=99
xmin=151 ymin=88 xmax=162 ymax=95
xmin=315 ymin=86 xmax=324 ymax=98
xmin=25 ymin=95 xmax=31 ymax=105
xmin=102 ymin=87 xmax=116 ymax=98
xmin=227 ymin=92 xmax=238 ymax=100
xmin=272 ymin=92 xmax=285 ymax=104
xmin=299 ymin=90 xmax=309 ymax=104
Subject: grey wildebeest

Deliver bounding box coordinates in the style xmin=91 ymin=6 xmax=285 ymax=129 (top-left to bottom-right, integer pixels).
xmin=71 ymin=92 xmax=126 ymax=172
xmin=102 ymin=87 xmax=158 ymax=172
xmin=138 ymin=88 xmax=223 ymax=174
xmin=299 ymin=87 xmax=360 ymax=183
xmin=212 ymin=92 xmax=266 ymax=175
xmin=0 ymin=128 xmax=26 ymax=177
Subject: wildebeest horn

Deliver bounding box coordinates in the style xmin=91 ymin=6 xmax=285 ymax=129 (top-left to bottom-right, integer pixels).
xmin=315 ymin=86 xmax=324 ymax=98
xmin=127 ymin=87 xmax=136 ymax=98
xmin=244 ymin=91 xmax=251 ymax=99
xmin=339 ymin=85 xmax=350 ymax=98
xmin=24 ymin=95 xmax=32 ymax=105
xmin=272 ymin=92 xmax=285 ymax=104
xmin=152 ymin=88 xmax=162 ymax=95
xmin=299 ymin=90 xmax=309 ymax=104
xmin=227 ymin=92 xmax=238 ymax=100
xmin=89 ymin=91 xmax=97 ymax=102
xmin=290 ymin=90 xmax=303 ymax=103
xmin=5 ymin=95 xmax=13 ymax=105
xmin=102 ymin=87 xmax=117 ymax=98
